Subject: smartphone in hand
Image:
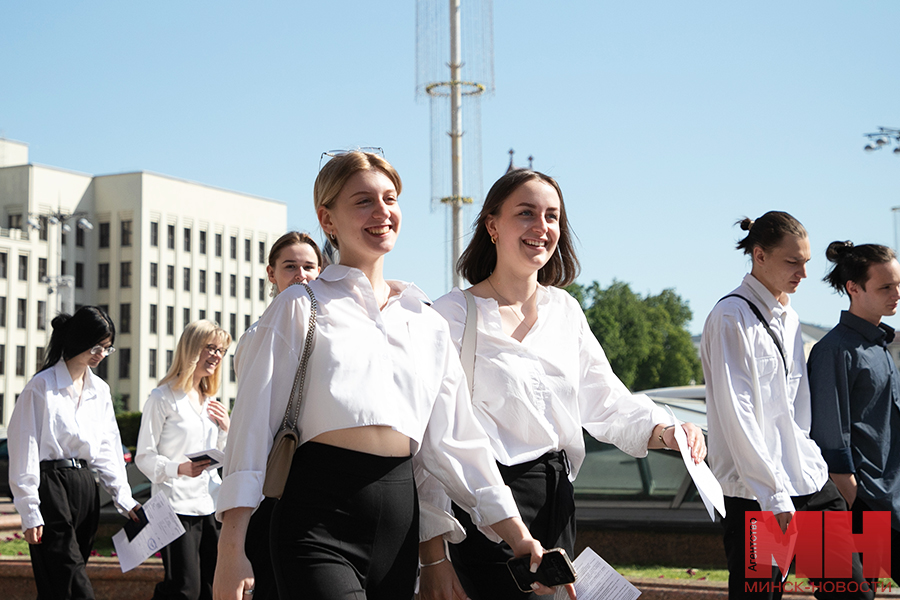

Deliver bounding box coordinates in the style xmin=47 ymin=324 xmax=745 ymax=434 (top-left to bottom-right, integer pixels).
xmin=507 ymin=548 xmax=577 ymax=592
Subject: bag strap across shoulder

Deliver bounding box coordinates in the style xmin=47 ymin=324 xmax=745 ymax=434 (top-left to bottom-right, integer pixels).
xmin=461 ymin=289 xmax=477 ymax=396
xmin=280 ymin=282 xmax=318 ymax=432
xmin=719 ymin=293 xmax=788 ymax=377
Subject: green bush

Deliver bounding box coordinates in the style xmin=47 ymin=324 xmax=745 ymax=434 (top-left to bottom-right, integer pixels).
xmin=116 ymin=411 xmax=143 ymax=448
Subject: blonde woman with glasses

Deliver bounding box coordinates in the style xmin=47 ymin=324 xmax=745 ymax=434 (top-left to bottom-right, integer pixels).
xmin=136 ymin=320 xmax=232 ymax=600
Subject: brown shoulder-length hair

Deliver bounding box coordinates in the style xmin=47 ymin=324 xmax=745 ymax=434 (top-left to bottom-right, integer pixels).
xmin=458 ymin=169 xmax=580 ymax=287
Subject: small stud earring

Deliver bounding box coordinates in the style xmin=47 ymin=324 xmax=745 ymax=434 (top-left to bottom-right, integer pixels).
xmin=490 ymin=236 xmax=497 ymax=245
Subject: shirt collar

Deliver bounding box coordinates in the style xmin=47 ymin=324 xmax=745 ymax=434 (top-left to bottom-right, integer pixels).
xmin=743 ymin=273 xmax=788 ymax=318
xmin=839 ymin=310 xmax=896 ymax=345
xmin=51 ymin=359 xmax=98 ymax=396
xmin=316 ymin=264 xmax=431 ymax=305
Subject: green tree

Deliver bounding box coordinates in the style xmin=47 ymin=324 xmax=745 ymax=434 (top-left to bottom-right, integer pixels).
xmin=566 ymin=280 xmax=703 ymax=391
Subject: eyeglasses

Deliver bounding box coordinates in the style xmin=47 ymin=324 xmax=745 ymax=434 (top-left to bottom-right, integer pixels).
xmin=90 ymin=345 xmax=116 ymax=357
xmin=319 ymin=147 xmax=385 ymax=171
xmin=204 ymin=344 xmax=227 ymax=358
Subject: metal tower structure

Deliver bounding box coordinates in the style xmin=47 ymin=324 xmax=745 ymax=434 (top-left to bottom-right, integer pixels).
xmin=417 ymin=0 xmax=494 ymax=289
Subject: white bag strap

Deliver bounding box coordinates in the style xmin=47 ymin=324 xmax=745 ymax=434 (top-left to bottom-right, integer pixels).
xmin=461 ymin=290 xmax=477 ymax=397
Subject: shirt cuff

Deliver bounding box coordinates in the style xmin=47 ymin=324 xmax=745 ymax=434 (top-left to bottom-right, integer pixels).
xmin=18 ymin=504 xmax=43 ymax=531
xmin=165 ymin=461 xmax=181 ymax=479
xmin=821 ymin=448 xmax=855 ymax=474
xmin=216 ymin=471 xmax=264 ymax=521
xmin=467 ymin=485 xmax=519 ymax=544
xmin=419 ymin=502 xmax=466 ymax=544
xmin=757 ymin=490 xmax=794 ymax=515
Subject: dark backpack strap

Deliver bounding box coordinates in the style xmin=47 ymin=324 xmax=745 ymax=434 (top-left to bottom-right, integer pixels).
xmin=719 ymin=294 xmax=788 ymax=377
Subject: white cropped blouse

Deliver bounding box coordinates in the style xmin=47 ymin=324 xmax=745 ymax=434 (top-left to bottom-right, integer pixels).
xmin=217 ymin=265 xmax=518 ymax=532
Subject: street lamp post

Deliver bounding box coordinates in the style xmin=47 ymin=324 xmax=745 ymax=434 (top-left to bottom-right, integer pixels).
xmin=27 ymin=210 xmax=93 ymax=315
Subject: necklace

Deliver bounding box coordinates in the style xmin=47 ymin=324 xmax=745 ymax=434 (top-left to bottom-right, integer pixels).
xmin=486 ymin=277 xmax=532 ymax=325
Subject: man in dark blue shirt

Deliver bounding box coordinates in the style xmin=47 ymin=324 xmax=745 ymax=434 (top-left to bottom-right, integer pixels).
xmin=809 ymin=240 xmax=900 ymax=584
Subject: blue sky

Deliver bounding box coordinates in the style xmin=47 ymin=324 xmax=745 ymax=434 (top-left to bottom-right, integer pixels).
xmin=3 ymin=1 xmax=900 ymax=333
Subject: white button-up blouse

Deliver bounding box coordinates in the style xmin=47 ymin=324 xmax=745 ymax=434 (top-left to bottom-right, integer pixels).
xmin=135 ymin=383 xmax=227 ymax=516
xmin=8 ymin=360 xmax=137 ymax=530
xmin=218 ymin=265 xmax=518 ymax=531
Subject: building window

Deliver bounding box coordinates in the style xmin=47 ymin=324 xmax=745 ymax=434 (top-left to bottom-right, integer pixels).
xmin=215 ymin=272 xmax=222 ymax=296
xmin=75 ymin=226 xmax=85 ymax=247
xmin=230 ymin=274 xmax=236 ymax=298
xmin=167 ymin=265 xmax=174 ymax=290
xmin=61 ymin=230 xmax=67 ymax=247
xmin=8 ymin=214 xmax=21 ymax=230
xmin=75 ymin=262 xmax=84 ymax=289
xmin=244 ymin=276 xmax=251 ymax=299
xmin=120 ymin=303 xmax=131 ymax=334
xmin=38 ymin=258 xmax=47 ymax=281
xmin=121 ymin=220 xmax=133 ymax=247
xmin=215 ymin=311 xmax=221 ymax=326
xmin=149 ymin=348 xmax=157 ymax=378
xmin=166 ymin=306 xmax=174 ymax=335
xmin=150 ymin=221 xmax=159 ymax=247
xmin=15 ymin=346 xmax=25 ymax=376
xmin=244 ymin=314 xmax=251 ymax=332
xmin=99 ymin=222 xmax=110 ymax=248
xmin=0 ymin=297 xmax=7 ymax=327
xmin=215 ymin=233 xmax=222 ymax=257
xmin=150 ymin=263 xmax=158 ymax=288
xmin=149 ymin=304 xmax=158 ymax=334
xmin=259 ymin=278 xmax=265 ymax=301
xmin=0 ymin=345 xmax=5 ymax=374
xmin=167 ymin=224 xmax=175 ymax=249
xmin=17 ymin=255 xmax=27 ymax=281
xmin=35 ymin=346 xmax=43 ymax=372
xmin=37 ymin=301 xmax=46 ymax=331
xmin=184 ymin=228 xmax=191 ymax=252
xmin=61 ymin=260 xmax=66 ymax=276
xmin=183 ymin=308 xmax=190 ymax=330
xmin=244 ymin=238 xmax=251 ymax=262
xmin=119 ymin=348 xmax=131 ymax=379
xmin=230 ymin=236 xmax=237 ymax=259
xmin=120 ymin=262 xmax=132 ymax=288
xmin=199 ymin=270 xmax=206 ymax=294
xmin=229 ymin=313 xmax=236 ymax=339
xmin=259 ymin=241 xmax=266 ymax=264
xmin=230 ymin=356 xmax=236 ymax=383
xmin=96 ymin=263 xmax=107 ymax=289
xmin=0 ymin=253 xmax=7 ymax=278
xmin=183 ymin=267 xmax=191 ymax=292
xmin=166 ymin=350 xmax=173 ymax=371
xmin=17 ymin=299 xmax=26 ymax=329
xmin=199 ymin=231 xmax=207 ymax=255
xmin=37 ymin=217 xmax=49 ymax=241
xmin=96 ymin=357 xmax=108 ymax=379
xmin=199 ymin=309 xmax=206 ymax=321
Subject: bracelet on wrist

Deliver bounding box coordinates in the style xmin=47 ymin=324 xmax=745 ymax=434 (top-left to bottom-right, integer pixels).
xmin=420 ymin=556 xmax=447 ymax=568
xmin=658 ymin=424 xmax=676 ymax=448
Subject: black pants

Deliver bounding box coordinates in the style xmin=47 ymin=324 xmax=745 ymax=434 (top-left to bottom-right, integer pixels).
xmin=722 ymin=480 xmax=874 ymax=600
xmin=154 ymin=513 xmax=219 ymax=600
xmin=246 ymin=496 xmax=278 ymax=600
xmin=851 ymin=496 xmax=899 ymax=585
xmin=29 ymin=464 xmax=100 ymax=600
xmin=449 ymin=451 xmax=576 ymax=600
xmin=270 ymin=442 xmax=418 ymax=600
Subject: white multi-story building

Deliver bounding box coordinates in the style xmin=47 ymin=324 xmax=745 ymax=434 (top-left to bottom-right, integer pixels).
xmin=0 ymin=138 xmax=287 ymax=424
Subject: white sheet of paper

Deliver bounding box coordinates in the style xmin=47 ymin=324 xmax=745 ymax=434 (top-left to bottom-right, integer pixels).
xmin=553 ymin=546 xmax=641 ymax=600
xmin=185 ymin=448 xmax=225 ymax=471
xmin=112 ymin=492 xmax=186 ymax=572
xmin=666 ymin=407 xmax=726 ymax=520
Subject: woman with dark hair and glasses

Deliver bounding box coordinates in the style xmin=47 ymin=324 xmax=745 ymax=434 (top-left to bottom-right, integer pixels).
xmin=8 ymin=305 xmax=140 ymax=600
xmin=215 ymin=151 xmax=561 ymax=600
xmin=136 ymin=320 xmax=232 ymax=600
xmin=418 ymin=169 xmax=707 ymax=600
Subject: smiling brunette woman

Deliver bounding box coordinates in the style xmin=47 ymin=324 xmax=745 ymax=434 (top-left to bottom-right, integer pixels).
xmin=8 ymin=306 xmax=140 ymax=600
xmin=136 ymin=320 xmax=232 ymax=600
xmin=418 ymin=169 xmax=706 ymax=600
xmin=214 ymin=151 xmax=554 ymax=600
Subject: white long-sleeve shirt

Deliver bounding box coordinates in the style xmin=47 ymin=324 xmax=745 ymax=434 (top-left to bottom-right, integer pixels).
xmin=8 ymin=360 xmax=137 ymax=530
xmin=217 ymin=265 xmax=518 ymax=533
xmin=419 ymin=286 xmax=670 ymax=542
xmin=135 ymin=383 xmax=227 ymax=516
xmin=701 ymin=273 xmax=827 ymax=514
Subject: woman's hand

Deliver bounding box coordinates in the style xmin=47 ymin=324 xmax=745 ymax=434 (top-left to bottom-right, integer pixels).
xmin=214 ymin=508 xmax=255 ymax=600
xmin=178 ymin=459 xmax=210 ymax=477
xmin=207 ymin=400 xmax=230 ymax=432
xmin=25 ymin=526 xmax=42 ymax=545
xmin=418 ymin=537 xmax=469 ymax=600
xmin=127 ymin=503 xmax=143 ymax=522
xmin=490 ymin=517 xmax=576 ymax=599
xmin=659 ymin=423 xmax=707 ymax=464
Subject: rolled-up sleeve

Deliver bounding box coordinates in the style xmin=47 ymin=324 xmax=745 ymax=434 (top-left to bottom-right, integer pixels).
xmin=808 ymin=342 xmax=855 ymax=474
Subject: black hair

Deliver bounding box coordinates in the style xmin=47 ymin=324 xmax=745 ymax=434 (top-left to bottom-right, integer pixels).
xmin=823 ymin=241 xmax=896 ymax=295
xmin=735 ymin=211 xmax=807 ymax=255
xmin=40 ymin=306 xmax=116 ymax=372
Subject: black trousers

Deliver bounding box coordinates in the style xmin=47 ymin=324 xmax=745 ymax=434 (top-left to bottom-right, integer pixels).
xmin=29 ymin=464 xmax=100 ymax=600
xmin=270 ymin=442 xmax=418 ymax=600
xmin=721 ymin=480 xmax=874 ymax=600
xmin=153 ymin=513 xmax=219 ymax=600
xmin=246 ymin=496 xmax=278 ymax=600
xmin=449 ymin=451 xmax=576 ymax=600
xmin=850 ymin=496 xmax=899 ymax=585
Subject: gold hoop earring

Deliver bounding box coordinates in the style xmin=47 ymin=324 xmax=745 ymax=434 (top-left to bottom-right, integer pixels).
xmin=490 ymin=236 xmax=496 ymax=245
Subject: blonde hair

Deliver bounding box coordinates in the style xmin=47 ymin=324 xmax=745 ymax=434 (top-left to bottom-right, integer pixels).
xmin=313 ymin=151 xmax=402 ymax=250
xmin=159 ymin=320 xmax=232 ymax=397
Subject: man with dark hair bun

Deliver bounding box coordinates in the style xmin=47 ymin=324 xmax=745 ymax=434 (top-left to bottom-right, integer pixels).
xmin=809 ymin=241 xmax=900 ymax=584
